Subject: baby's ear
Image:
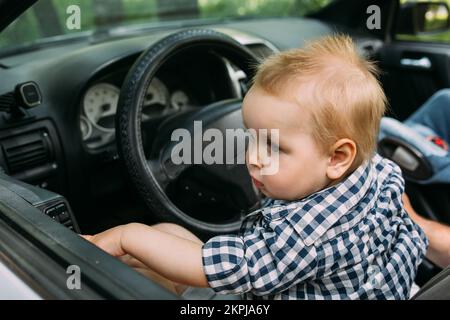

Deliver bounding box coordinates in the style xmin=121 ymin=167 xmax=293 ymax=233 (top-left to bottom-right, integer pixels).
xmin=326 ymin=139 xmax=357 ymax=180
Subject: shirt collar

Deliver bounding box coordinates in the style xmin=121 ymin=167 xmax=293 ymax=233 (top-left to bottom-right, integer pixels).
xmin=261 ymin=154 xmax=377 ymax=246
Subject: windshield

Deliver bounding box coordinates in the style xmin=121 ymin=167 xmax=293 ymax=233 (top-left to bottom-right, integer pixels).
xmin=0 ymin=0 xmax=332 ymax=54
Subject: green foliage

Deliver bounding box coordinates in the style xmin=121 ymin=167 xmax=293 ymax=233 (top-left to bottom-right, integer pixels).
xmin=0 ymin=11 xmax=40 ymax=48
xmin=0 ymin=0 xmax=331 ymax=51
xmin=6 ymin=0 xmax=450 ymax=51
xmin=199 ymin=0 xmax=331 ymax=18
xmin=397 ymin=0 xmax=450 ymax=43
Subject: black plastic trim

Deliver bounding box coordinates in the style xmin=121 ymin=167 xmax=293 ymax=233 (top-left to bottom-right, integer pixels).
xmin=0 ymin=183 xmax=177 ymax=299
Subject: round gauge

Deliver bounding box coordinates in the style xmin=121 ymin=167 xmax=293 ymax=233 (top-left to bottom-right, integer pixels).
xmin=143 ymin=77 xmax=169 ymax=115
xmin=171 ymin=90 xmax=189 ymax=110
xmin=80 ymin=116 xmax=92 ymax=141
xmin=83 ymin=83 xmax=120 ymax=132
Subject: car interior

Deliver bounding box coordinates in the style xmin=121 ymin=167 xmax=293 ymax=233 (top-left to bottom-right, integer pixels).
xmin=0 ymin=0 xmax=449 ymax=299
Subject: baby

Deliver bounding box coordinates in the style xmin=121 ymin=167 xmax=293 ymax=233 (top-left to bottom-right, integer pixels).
xmin=84 ymin=35 xmax=428 ymax=299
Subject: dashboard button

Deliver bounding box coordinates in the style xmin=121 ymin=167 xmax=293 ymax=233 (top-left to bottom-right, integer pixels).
xmin=59 ymin=211 xmax=70 ymax=223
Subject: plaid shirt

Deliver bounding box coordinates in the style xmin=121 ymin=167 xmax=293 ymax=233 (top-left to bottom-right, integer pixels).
xmin=202 ymin=154 xmax=428 ymax=299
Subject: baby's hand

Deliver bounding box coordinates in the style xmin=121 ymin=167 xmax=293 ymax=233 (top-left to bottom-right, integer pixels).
xmin=81 ymin=225 xmax=126 ymax=257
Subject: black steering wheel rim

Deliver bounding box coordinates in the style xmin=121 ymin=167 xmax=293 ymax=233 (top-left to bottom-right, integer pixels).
xmin=116 ymin=29 xmax=260 ymax=234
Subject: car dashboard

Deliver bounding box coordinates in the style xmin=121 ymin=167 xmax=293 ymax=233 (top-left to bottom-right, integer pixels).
xmin=79 ymin=47 xmax=248 ymax=151
xmin=0 ymin=18 xmax=380 ymax=229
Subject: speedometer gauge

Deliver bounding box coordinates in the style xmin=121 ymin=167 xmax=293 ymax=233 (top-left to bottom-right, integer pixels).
xmin=144 ymin=77 xmax=168 ymax=107
xmin=171 ymin=90 xmax=189 ymax=110
xmin=80 ymin=116 xmax=92 ymax=140
xmin=142 ymin=77 xmax=170 ymax=117
xmin=83 ymin=83 xmax=120 ymax=132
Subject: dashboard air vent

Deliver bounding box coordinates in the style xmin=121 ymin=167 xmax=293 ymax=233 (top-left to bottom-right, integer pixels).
xmin=0 ymin=91 xmax=15 ymax=112
xmin=1 ymin=130 xmax=53 ymax=174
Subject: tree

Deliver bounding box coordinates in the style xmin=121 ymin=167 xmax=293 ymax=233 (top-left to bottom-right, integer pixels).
xmin=292 ymin=0 xmax=330 ymax=16
xmin=93 ymin=0 xmax=124 ymax=28
xmin=32 ymin=1 xmax=63 ymax=37
xmin=156 ymin=0 xmax=199 ymax=20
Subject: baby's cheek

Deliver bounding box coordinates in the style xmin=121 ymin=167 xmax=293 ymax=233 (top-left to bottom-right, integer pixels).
xmin=275 ymin=155 xmax=295 ymax=176
xmin=273 ymin=160 xmax=302 ymax=190
xmin=265 ymin=170 xmax=289 ymax=191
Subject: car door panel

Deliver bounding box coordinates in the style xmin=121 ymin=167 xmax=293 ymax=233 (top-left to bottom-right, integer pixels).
xmin=379 ymin=42 xmax=450 ymax=121
xmin=0 ymin=175 xmax=177 ymax=299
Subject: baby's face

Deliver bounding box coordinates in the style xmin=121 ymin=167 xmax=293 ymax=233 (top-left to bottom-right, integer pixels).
xmin=242 ymin=86 xmax=331 ymax=201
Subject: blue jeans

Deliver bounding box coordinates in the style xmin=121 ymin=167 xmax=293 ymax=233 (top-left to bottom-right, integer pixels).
xmin=379 ymin=89 xmax=450 ymax=184
xmin=405 ymin=89 xmax=450 ymax=143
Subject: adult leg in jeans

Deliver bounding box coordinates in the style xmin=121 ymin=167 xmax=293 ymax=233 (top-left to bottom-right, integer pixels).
xmin=405 ymin=89 xmax=450 ymax=142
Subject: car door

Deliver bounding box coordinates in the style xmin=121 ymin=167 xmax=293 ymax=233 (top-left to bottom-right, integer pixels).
xmin=0 ymin=173 xmax=178 ymax=299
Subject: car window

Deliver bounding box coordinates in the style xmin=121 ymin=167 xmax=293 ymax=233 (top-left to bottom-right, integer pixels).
xmin=395 ymin=0 xmax=450 ymax=44
xmin=0 ymin=0 xmax=333 ymax=55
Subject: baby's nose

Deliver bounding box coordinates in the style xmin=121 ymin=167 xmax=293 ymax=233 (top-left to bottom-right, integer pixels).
xmin=246 ymin=148 xmax=263 ymax=169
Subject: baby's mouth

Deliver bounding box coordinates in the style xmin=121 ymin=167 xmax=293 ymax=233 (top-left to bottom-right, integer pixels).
xmin=251 ymin=177 xmax=264 ymax=189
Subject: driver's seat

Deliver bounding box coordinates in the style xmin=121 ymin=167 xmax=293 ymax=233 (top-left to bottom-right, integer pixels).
xmin=412 ymin=265 xmax=450 ymax=300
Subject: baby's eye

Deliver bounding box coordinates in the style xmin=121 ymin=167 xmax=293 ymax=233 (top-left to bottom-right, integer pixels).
xmin=264 ymin=141 xmax=281 ymax=156
xmin=271 ymin=143 xmax=286 ymax=154
xmin=266 ymin=139 xmax=277 ymax=148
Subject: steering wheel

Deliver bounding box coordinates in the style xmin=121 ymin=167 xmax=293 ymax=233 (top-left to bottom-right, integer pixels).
xmin=116 ymin=29 xmax=262 ymax=235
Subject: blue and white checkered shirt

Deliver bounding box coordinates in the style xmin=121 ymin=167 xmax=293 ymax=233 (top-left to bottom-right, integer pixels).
xmin=202 ymin=154 xmax=428 ymax=299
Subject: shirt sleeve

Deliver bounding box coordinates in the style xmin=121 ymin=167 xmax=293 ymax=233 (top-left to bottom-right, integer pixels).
xmin=202 ymin=225 xmax=319 ymax=296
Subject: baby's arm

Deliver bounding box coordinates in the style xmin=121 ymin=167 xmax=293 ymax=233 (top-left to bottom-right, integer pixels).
xmin=84 ymin=223 xmax=210 ymax=288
